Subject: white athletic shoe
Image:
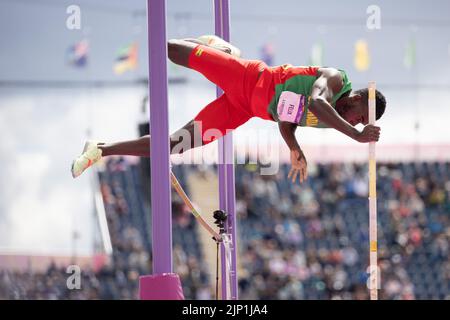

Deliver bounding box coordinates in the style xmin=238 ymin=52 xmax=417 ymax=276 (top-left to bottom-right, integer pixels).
xmin=197 ymin=35 xmax=241 ymax=58
xmin=71 ymin=140 xmax=103 ymax=178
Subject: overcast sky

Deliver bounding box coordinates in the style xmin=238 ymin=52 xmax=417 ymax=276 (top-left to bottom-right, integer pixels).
xmin=0 ymin=0 xmax=449 ymax=85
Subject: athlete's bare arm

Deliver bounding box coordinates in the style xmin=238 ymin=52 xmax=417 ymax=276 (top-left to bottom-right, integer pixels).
xmin=309 ymin=68 xmax=359 ymax=139
xmin=309 ymin=68 xmax=379 ymax=143
xmin=278 ymin=121 xmax=308 ymax=184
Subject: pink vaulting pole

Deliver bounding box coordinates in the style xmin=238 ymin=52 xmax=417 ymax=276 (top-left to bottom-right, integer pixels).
xmin=139 ymin=0 xmax=184 ymax=300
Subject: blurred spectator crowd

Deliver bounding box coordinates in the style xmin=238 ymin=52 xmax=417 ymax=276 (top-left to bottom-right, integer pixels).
xmin=236 ymin=162 xmax=449 ymax=299
xmin=0 ymin=158 xmax=210 ymax=299
xmin=0 ymin=159 xmax=448 ymax=300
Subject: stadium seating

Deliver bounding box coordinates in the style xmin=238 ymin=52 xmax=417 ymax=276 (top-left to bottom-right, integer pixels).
xmin=0 ymin=160 xmax=448 ymax=300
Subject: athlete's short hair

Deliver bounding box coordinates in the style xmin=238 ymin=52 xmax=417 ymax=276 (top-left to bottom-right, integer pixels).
xmin=354 ymin=88 xmax=387 ymax=120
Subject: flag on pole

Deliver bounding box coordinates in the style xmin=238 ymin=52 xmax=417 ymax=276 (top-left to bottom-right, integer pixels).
xmin=260 ymin=42 xmax=275 ymax=66
xmin=403 ymin=38 xmax=416 ymax=70
xmin=309 ymin=42 xmax=324 ymax=66
xmin=113 ymin=42 xmax=138 ymax=75
xmin=66 ymin=39 xmax=89 ymax=68
xmin=354 ymin=39 xmax=370 ymax=72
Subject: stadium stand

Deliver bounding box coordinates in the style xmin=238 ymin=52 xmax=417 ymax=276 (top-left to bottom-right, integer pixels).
xmin=0 ymin=160 xmax=448 ymax=300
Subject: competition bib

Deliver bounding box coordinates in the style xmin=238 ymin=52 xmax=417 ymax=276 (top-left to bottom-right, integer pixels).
xmin=277 ymin=91 xmax=306 ymax=124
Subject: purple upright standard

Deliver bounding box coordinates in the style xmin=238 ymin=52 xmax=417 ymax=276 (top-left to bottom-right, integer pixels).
xmin=214 ymin=0 xmax=239 ymax=300
xmin=139 ymin=0 xmax=184 ymax=300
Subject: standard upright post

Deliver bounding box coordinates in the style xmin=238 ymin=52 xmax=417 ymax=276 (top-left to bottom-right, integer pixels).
xmin=147 ymin=0 xmax=172 ymax=275
xmin=214 ymin=0 xmax=238 ymax=300
xmin=139 ymin=0 xmax=183 ymax=301
xmin=368 ymin=81 xmax=379 ymax=300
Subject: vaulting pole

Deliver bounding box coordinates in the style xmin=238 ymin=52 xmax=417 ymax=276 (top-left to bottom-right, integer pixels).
xmin=368 ymin=81 xmax=379 ymax=300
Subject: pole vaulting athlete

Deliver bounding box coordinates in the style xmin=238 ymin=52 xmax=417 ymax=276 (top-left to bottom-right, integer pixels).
xmin=71 ymin=35 xmax=385 ymax=183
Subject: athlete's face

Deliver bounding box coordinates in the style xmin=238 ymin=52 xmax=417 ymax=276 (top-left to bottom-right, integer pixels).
xmin=340 ymin=95 xmax=369 ymax=126
xmin=345 ymin=106 xmax=368 ymax=126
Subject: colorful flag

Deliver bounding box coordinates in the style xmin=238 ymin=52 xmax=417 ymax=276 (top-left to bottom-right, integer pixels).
xmin=114 ymin=42 xmax=138 ymax=75
xmin=66 ymin=39 xmax=89 ymax=68
xmin=404 ymin=38 xmax=416 ymax=70
xmin=354 ymin=39 xmax=370 ymax=72
xmin=260 ymin=42 xmax=275 ymax=66
xmin=309 ymin=42 xmax=323 ymax=66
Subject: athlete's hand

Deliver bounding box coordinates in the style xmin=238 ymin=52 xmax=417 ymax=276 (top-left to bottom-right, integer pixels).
xmin=288 ymin=148 xmax=308 ymax=184
xmin=355 ymin=124 xmax=381 ymax=143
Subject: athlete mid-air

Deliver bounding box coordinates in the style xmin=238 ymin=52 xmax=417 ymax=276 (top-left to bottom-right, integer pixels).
xmin=72 ymin=35 xmax=385 ymax=183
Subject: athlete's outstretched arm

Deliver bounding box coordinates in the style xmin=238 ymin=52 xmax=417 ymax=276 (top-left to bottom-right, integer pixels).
xmin=309 ymin=71 xmax=379 ymax=143
xmin=278 ymin=121 xmax=300 ymax=151
xmin=309 ymin=73 xmax=360 ymax=140
xmin=278 ymin=122 xmax=308 ymax=184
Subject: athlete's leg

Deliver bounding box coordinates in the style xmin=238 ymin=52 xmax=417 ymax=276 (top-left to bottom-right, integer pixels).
xmin=167 ymin=38 xmax=235 ymax=68
xmin=71 ymin=95 xmax=250 ymax=178
xmin=98 ymin=94 xmax=251 ymax=157
xmin=184 ymin=37 xmax=238 ymax=56
xmin=167 ymin=39 xmax=198 ymax=67
xmin=96 ymin=38 xmax=227 ymax=158
xmin=97 ymin=136 xmax=150 ymax=157
xmin=98 ymin=120 xmax=201 ymax=157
